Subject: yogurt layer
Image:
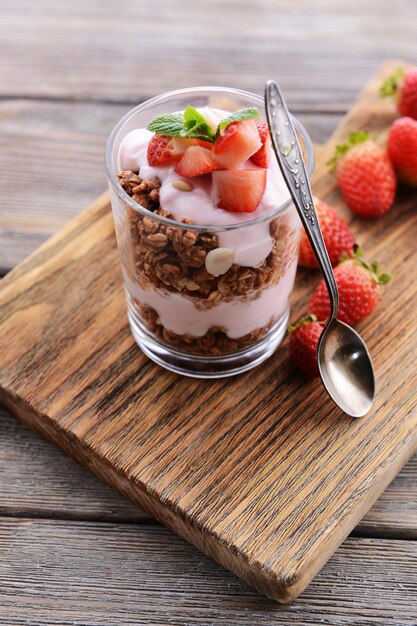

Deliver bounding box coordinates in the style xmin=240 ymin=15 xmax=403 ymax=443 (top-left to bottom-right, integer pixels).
xmin=123 ymin=261 xmax=297 ymax=339
xmin=118 ymin=109 xmax=292 ymax=268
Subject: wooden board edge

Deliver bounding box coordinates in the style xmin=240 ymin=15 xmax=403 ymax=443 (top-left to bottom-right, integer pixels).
xmin=280 ymin=433 xmax=417 ymax=602
xmin=313 ymin=58 xmax=410 ymax=170
xmin=0 ymin=390 xmax=290 ymax=602
xmin=0 ymin=191 xmax=111 ymax=287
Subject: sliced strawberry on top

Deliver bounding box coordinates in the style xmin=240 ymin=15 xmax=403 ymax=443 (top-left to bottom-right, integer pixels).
xmin=147 ymin=136 xmax=198 ymax=166
xmin=212 ymin=119 xmax=262 ymax=169
xmin=197 ymin=139 xmax=215 ymax=150
xmin=174 ymin=146 xmax=223 ymax=177
xmin=250 ymin=123 xmax=271 ymax=168
xmin=212 ymin=169 xmax=266 ymax=213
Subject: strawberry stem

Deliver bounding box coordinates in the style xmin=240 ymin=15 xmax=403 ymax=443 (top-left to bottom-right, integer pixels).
xmin=288 ymin=313 xmax=318 ymax=333
xmin=327 ymin=131 xmax=371 ymax=172
xmin=342 ymin=244 xmax=392 ymax=285
xmin=379 ymin=67 xmax=404 ymax=98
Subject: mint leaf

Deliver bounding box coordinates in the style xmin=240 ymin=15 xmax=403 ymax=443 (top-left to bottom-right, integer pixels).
xmin=183 ymin=105 xmax=215 ymax=141
xmin=215 ymin=107 xmax=259 ymax=137
xmin=147 ymin=113 xmax=185 ymax=137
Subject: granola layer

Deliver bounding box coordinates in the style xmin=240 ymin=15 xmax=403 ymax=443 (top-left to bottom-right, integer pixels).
xmin=117 ymin=169 xmax=299 ymax=354
xmin=118 ymin=170 xmax=299 ymax=302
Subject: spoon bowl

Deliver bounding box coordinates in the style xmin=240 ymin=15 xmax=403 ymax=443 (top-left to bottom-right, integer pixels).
xmin=317 ymin=318 xmax=375 ymax=417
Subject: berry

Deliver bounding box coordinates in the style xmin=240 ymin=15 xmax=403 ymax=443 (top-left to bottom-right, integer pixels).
xmin=174 ymin=146 xmax=223 ymax=177
xmin=309 ymin=246 xmax=391 ymax=325
xmin=250 ymin=123 xmax=271 ymax=168
xmin=212 ymin=169 xmax=266 ymax=213
xmin=380 ymin=66 xmax=417 ymax=120
xmin=328 ymin=132 xmax=396 ymax=218
xmin=288 ymin=315 xmax=324 ymax=377
xmin=387 ymin=117 xmax=417 ymax=187
xmin=298 ymin=197 xmax=355 ymax=268
xmin=147 ymin=136 xmax=197 ymax=166
xmin=212 ymin=119 xmax=262 ymax=169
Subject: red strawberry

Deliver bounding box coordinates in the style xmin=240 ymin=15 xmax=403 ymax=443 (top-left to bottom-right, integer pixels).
xmin=387 ymin=117 xmax=417 ymax=187
xmin=380 ymin=66 xmax=417 ymax=120
xmin=310 ymin=246 xmax=391 ymax=325
xmin=147 ymin=136 xmax=197 ymax=166
xmin=174 ymin=146 xmax=223 ymax=177
xmin=329 ymin=132 xmax=396 ymax=218
xmin=212 ymin=119 xmax=262 ymax=169
xmin=288 ymin=315 xmax=324 ymax=377
xmin=212 ymin=169 xmax=266 ymax=213
xmin=250 ymin=123 xmax=271 ymax=168
xmin=298 ymin=197 xmax=355 ymax=268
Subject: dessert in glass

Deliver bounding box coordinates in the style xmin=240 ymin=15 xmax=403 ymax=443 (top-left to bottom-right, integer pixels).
xmin=105 ymin=87 xmax=314 ymax=377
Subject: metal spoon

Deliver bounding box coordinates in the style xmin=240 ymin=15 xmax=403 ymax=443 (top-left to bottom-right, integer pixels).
xmin=265 ymin=80 xmax=375 ymax=417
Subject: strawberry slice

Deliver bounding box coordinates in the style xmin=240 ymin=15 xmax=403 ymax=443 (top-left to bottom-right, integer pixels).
xmin=174 ymin=146 xmax=223 ymax=177
xmin=212 ymin=169 xmax=266 ymax=213
xmin=197 ymin=139 xmax=215 ymax=150
xmin=212 ymin=119 xmax=262 ymax=169
xmin=147 ymin=136 xmax=198 ymax=166
xmin=250 ymin=123 xmax=271 ymax=168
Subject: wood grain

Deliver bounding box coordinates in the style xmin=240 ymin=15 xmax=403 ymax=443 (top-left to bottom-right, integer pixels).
xmin=1 ymin=406 xmax=416 ymax=535
xmin=0 ymin=99 xmax=341 ymax=272
xmin=0 ymin=62 xmax=416 ymax=603
xmin=0 ymin=0 xmax=416 ymax=109
xmin=0 ymin=518 xmax=416 ymax=626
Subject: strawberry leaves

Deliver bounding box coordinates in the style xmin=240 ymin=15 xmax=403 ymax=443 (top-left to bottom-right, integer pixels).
xmin=147 ymin=105 xmax=260 ymax=143
xmin=327 ymin=131 xmax=371 ymax=171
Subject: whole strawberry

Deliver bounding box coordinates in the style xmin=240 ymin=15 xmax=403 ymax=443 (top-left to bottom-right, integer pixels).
xmin=298 ymin=197 xmax=355 ymax=268
xmin=387 ymin=117 xmax=417 ymax=187
xmin=288 ymin=315 xmax=324 ymax=377
xmin=328 ymin=132 xmax=396 ymax=218
xmin=380 ymin=66 xmax=417 ymax=120
xmin=310 ymin=246 xmax=391 ymax=325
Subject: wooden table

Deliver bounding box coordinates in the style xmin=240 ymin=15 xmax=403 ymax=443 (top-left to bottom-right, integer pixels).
xmin=0 ymin=1 xmax=416 ymax=623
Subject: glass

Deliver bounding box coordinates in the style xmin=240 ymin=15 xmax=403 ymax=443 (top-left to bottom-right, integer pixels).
xmin=106 ymin=87 xmax=314 ymax=378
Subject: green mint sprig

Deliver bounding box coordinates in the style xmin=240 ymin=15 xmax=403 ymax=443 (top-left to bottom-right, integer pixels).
xmin=146 ymin=105 xmax=260 ymax=143
xmin=182 ymin=105 xmax=215 ymax=141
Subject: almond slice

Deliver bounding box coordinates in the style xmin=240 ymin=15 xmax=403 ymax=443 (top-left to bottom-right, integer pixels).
xmin=172 ymin=179 xmax=193 ymax=192
xmin=205 ymin=247 xmax=235 ymax=277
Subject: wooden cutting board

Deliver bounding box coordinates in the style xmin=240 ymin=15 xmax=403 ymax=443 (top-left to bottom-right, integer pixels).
xmin=0 ymin=61 xmax=416 ymax=603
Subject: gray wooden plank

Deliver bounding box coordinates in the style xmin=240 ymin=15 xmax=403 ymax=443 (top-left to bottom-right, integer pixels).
xmin=0 ymin=0 xmax=415 ymax=110
xmin=1 ymin=392 xmax=416 ymax=537
xmin=0 ymin=518 xmax=416 ymax=625
xmin=0 ymin=99 xmax=342 ymax=271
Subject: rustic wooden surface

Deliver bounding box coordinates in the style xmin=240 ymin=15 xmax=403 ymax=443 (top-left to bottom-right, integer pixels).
xmin=0 ymin=60 xmax=416 ymax=608
xmin=0 ymin=0 xmax=416 ymax=622
xmin=1 ymin=520 xmax=416 ymax=626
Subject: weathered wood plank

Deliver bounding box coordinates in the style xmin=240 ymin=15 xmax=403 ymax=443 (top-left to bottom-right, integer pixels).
xmin=0 ymin=406 xmax=144 ymax=522
xmin=0 ymin=0 xmax=415 ymax=108
xmin=0 ymin=100 xmax=341 ymax=271
xmin=0 ymin=62 xmax=416 ymax=603
xmin=0 ymin=519 xmax=416 ymax=625
xmin=1 ymin=405 xmax=416 ymax=535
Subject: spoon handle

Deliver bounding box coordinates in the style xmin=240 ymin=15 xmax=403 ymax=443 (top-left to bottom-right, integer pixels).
xmin=265 ymin=80 xmax=339 ymax=319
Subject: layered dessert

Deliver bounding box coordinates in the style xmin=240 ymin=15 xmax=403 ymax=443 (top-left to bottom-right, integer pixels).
xmin=114 ymin=105 xmax=301 ymax=357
